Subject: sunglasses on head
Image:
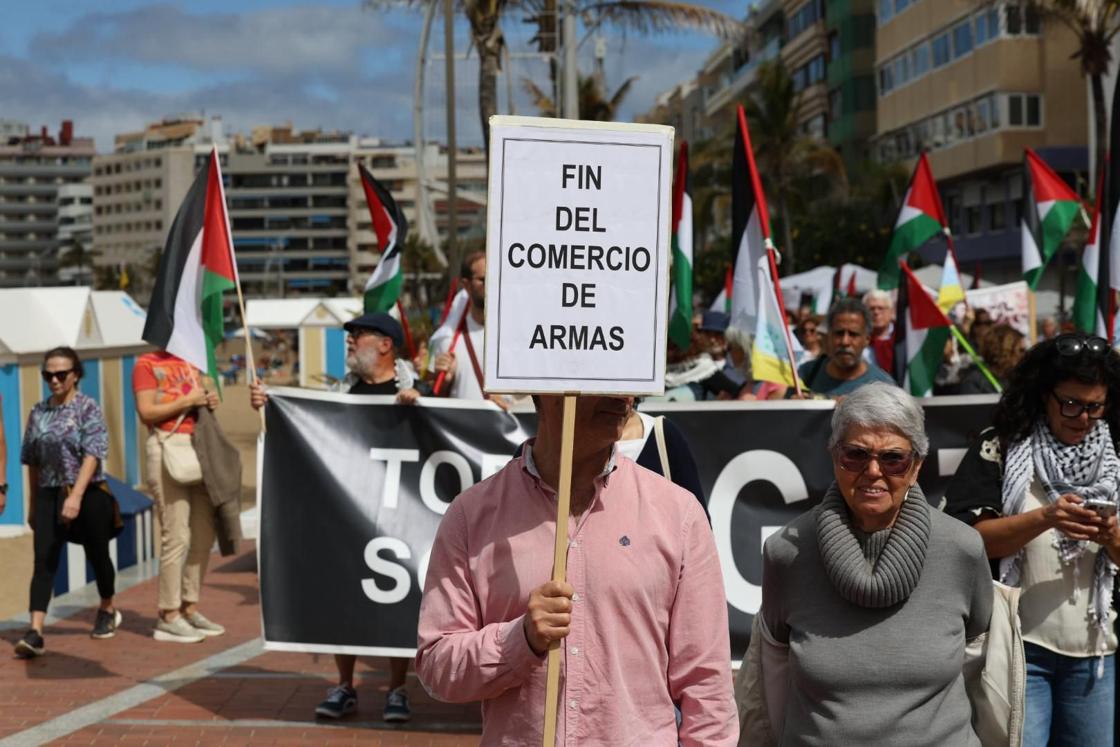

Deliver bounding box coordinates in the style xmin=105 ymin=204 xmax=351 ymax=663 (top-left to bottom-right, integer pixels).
xmin=833 ymin=443 xmax=916 ymax=476
xmin=1055 ymin=334 xmax=1109 ymax=357
xmin=41 ymin=369 xmax=73 ymax=383
xmin=1050 ymin=391 xmax=1107 ymax=419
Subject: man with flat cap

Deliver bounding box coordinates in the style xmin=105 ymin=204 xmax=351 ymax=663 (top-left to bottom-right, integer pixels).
xmin=250 ymin=311 xmax=418 ymax=722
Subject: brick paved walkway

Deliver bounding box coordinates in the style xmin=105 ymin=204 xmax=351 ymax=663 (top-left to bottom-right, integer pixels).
xmin=0 ymin=549 xmax=482 ymax=746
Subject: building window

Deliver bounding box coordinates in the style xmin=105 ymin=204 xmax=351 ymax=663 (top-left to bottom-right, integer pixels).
xmin=879 ymin=66 xmax=893 ymax=95
xmin=788 ymin=0 xmax=823 ymax=39
xmin=946 ymin=195 xmax=962 ymax=235
xmin=953 ymin=21 xmax=973 ymax=58
xmin=966 ymin=205 xmax=983 ymax=235
xmin=829 ymin=88 xmax=843 ymax=119
xmin=912 ymin=43 xmax=930 ymax=77
xmin=1006 ymin=4 xmax=1021 ymax=34
xmin=987 ymin=200 xmax=1007 ymax=231
xmin=829 ymin=32 xmax=841 ymax=61
xmin=879 ymin=0 xmax=892 ymax=24
xmin=808 ymin=54 xmax=826 ymax=85
xmin=1007 ymin=93 xmax=1041 ymax=127
xmin=932 ymin=33 xmax=951 ymax=67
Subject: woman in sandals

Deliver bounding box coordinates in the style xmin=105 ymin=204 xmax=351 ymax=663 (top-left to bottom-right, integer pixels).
xmin=133 ymin=348 xmax=223 ymax=643
xmin=15 ymin=347 xmax=120 ymax=657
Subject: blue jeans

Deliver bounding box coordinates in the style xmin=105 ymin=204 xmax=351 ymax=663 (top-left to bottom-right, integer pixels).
xmin=1023 ymin=642 xmax=1114 ymax=747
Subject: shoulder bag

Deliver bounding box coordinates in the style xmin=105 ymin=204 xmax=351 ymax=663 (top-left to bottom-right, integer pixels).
xmin=963 ymin=581 xmax=1025 ymax=747
xmin=157 ymin=411 xmax=204 ymax=485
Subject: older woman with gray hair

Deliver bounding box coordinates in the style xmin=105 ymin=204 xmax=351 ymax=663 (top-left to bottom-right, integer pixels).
xmin=737 ymin=382 xmax=992 ymax=744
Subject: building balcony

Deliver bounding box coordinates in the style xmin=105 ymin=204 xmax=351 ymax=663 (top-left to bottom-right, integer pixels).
xmin=0 ymin=220 xmax=56 ymax=233
xmin=704 ymin=37 xmax=783 ymax=118
xmin=0 ymin=163 xmax=91 ymax=178
xmin=0 ymin=184 xmax=60 ymax=196
xmin=0 ymin=202 xmax=55 ymax=215
xmin=0 ymin=239 xmax=58 ymax=251
xmin=225 ymin=185 xmax=348 ymax=197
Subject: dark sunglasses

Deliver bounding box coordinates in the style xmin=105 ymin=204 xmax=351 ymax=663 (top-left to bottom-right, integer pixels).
xmin=833 ymin=444 xmax=916 ymax=476
xmin=41 ymin=369 xmax=73 ymax=383
xmin=1055 ymin=334 xmax=1109 ymax=357
xmin=1050 ymin=391 xmax=1107 ymax=419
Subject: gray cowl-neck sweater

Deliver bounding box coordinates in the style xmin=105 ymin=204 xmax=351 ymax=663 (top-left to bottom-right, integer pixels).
xmin=760 ymin=484 xmax=993 ymax=746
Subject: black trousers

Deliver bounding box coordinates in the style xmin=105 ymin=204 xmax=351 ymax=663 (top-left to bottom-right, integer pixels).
xmin=29 ymin=486 xmax=116 ymax=612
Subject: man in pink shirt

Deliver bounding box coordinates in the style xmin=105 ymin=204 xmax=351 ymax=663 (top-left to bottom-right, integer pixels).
xmin=416 ymin=395 xmax=738 ymax=745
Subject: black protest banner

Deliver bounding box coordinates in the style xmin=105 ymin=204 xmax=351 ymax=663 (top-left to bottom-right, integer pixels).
xmin=259 ymin=390 xmax=997 ymax=658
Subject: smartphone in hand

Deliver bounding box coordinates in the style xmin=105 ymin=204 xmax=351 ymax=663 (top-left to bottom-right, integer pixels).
xmin=1084 ymin=499 xmax=1118 ymax=519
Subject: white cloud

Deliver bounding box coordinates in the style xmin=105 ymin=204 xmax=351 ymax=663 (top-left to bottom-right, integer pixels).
xmin=28 ymin=4 xmax=403 ymax=76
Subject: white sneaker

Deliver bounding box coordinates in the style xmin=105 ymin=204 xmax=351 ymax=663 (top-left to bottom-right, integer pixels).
xmin=153 ymin=615 xmax=206 ymax=643
xmin=184 ymin=611 xmax=225 ymax=637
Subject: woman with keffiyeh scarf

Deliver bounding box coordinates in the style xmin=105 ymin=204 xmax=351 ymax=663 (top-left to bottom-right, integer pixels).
xmin=945 ymin=332 xmax=1120 ymax=747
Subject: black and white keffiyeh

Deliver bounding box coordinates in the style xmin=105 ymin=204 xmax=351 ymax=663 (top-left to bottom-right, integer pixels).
xmin=1001 ymin=419 xmax=1120 ymax=671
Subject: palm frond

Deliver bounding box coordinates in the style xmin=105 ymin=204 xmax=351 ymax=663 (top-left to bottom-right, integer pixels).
xmin=580 ymin=0 xmax=745 ymax=40
xmin=608 ymin=75 xmax=639 ymax=110
xmin=521 ymin=77 xmax=556 ymax=116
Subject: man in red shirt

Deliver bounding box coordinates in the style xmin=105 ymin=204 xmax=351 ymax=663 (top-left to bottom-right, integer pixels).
xmin=862 ymin=289 xmax=895 ymax=374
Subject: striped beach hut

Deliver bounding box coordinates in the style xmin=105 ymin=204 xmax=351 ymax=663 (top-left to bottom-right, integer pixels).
xmin=0 ymin=288 xmax=156 ymax=591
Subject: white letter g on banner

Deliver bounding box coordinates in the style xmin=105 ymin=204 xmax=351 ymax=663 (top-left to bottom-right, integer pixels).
xmin=708 ymin=450 xmax=809 ymax=615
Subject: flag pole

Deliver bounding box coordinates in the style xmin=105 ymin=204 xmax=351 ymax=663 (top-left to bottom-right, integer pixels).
xmin=433 ymin=303 xmax=469 ymax=395
xmin=949 ymin=326 xmax=1002 ymax=393
xmin=737 ymin=105 xmax=801 ymax=396
xmin=211 ymin=146 xmax=265 ymax=430
xmin=396 ymin=299 xmax=418 ymax=362
xmin=765 ymin=242 xmax=804 ymax=398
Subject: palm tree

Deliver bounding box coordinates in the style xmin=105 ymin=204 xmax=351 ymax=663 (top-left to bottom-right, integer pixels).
xmin=57 ymin=237 xmax=98 ymax=286
xmin=742 ymin=60 xmax=846 ymax=272
xmin=365 ymin=0 xmax=742 ymax=149
xmin=521 ymin=73 xmax=637 ymax=120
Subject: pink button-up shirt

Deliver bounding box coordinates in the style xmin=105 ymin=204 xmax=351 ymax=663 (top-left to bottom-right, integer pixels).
xmin=416 ymin=444 xmax=738 ymax=746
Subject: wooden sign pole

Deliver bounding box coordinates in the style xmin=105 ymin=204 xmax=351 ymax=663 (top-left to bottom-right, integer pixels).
xmin=542 ymin=394 xmax=577 ymax=747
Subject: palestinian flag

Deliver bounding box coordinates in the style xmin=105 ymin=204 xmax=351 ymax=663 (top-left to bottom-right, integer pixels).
xmin=878 ymin=153 xmax=946 ymax=290
xmin=730 ymin=104 xmax=772 ymax=333
xmin=1074 ymin=172 xmax=1106 ymax=335
xmin=142 ymin=147 xmax=238 ymax=384
xmin=359 ymin=163 xmax=409 ymax=313
xmin=894 ymin=262 xmax=952 ymax=397
xmin=1022 ymin=148 xmax=1082 ymax=289
xmin=669 ymin=141 xmax=694 ymax=350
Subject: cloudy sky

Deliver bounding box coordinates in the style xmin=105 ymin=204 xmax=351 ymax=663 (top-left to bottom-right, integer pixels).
xmin=2 ymin=0 xmax=743 ymax=151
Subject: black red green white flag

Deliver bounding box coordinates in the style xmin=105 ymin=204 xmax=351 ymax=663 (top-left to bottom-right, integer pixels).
xmin=730 ymin=104 xmax=771 ymax=334
xmin=877 ymin=153 xmax=946 ymax=291
xmin=358 ymin=163 xmax=409 ymax=313
xmin=1022 ymin=148 xmax=1082 ymax=289
xmin=894 ymin=262 xmax=952 ymax=398
xmin=142 ymin=147 xmax=238 ymax=382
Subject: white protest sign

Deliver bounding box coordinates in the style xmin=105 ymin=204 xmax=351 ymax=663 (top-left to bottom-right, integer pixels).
xmin=483 ymin=116 xmax=673 ymax=395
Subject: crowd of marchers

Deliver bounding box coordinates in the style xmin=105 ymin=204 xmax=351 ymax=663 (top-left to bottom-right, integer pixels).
xmin=2 ymin=248 xmax=1116 ymax=745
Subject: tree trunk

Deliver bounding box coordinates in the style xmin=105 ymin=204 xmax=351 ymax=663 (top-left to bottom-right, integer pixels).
xmin=1091 ymin=71 xmax=1107 ymax=194
xmin=469 ymin=10 xmax=504 ymax=154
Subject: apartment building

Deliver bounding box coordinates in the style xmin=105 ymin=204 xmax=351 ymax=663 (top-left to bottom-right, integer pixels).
xmin=0 ymin=121 xmax=94 ymax=287
xmin=875 ymin=1 xmax=1088 ymax=278
xmin=642 ymin=0 xmax=876 ymax=160
xmin=223 ymin=135 xmax=353 ymax=297
xmin=91 ymin=116 xmax=223 ymax=268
